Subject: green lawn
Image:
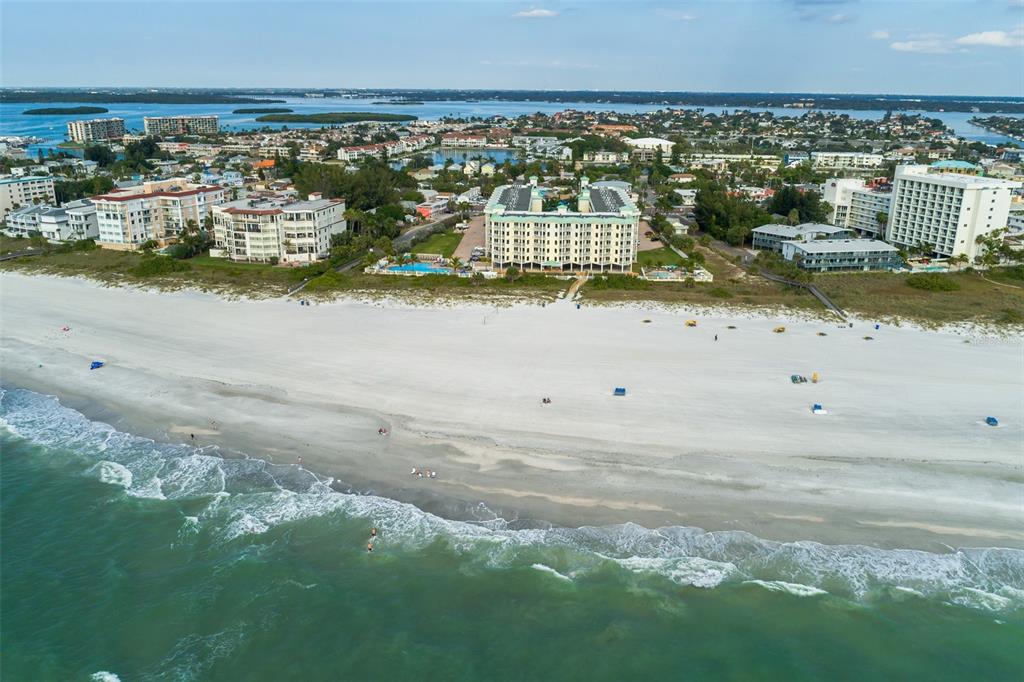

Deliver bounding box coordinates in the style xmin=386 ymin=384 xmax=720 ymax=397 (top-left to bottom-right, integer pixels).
xmin=409 ymin=231 xmax=463 ymax=258
xmin=634 ymin=247 xmax=686 ymax=270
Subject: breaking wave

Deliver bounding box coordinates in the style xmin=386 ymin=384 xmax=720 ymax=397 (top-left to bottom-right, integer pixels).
xmin=2 ymin=387 xmax=1023 ymax=613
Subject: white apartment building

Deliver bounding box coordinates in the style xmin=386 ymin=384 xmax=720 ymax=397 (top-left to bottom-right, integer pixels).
xmin=484 ymin=177 xmax=640 ymax=272
xmin=810 ymin=152 xmax=886 ymax=171
xmin=92 ymin=179 xmax=226 ymax=247
xmin=582 ymin=150 xmax=630 ymax=163
xmin=143 ymin=115 xmax=219 ymax=137
xmin=210 ymin=195 xmax=346 ymax=264
xmin=441 ymin=133 xmax=488 ymax=148
xmin=0 ymin=175 xmax=56 ymax=218
xmin=4 ymin=200 xmax=98 ymax=241
xmin=67 ymin=118 xmax=126 ymax=143
xmin=886 ymin=165 xmax=1022 ymax=260
xmin=623 ymin=137 xmax=674 ymax=161
xmin=822 ymin=178 xmax=892 ymax=237
xmin=338 ymin=144 xmax=386 ymax=162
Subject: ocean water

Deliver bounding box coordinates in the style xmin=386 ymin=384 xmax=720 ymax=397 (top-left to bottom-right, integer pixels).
xmin=2 ymin=97 xmax=1021 ymax=157
xmin=1 ymin=387 xmax=1022 ymax=681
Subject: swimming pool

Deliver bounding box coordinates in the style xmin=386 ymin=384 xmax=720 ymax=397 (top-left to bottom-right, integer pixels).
xmin=386 ymin=263 xmax=453 ymax=275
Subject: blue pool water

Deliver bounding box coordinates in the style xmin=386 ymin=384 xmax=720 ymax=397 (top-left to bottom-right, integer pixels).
xmin=387 ymin=263 xmax=453 ymax=274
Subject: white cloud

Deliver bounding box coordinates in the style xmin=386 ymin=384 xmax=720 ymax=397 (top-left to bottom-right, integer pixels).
xmin=869 ymin=29 xmax=890 ymax=40
xmin=954 ymin=27 xmax=1024 ymax=48
xmin=890 ymin=38 xmax=956 ymax=54
xmin=513 ymin=8 xmax=558 ymax=19
xmin=824 ymin=13 xmax=852 ymax=24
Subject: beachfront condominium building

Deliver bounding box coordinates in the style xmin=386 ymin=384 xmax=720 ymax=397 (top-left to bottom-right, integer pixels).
xmin=484 ymin=177 xmax=640 ymax=272
xmin=92 ymin=179 xmax=226 ymax=248
xmin=810 ymin=152 xmax=886 ymax=171
xmin=66 ymin=118 xmax=126 ymax=143
xmin=822 ymin=178 xmax=892 ymax=238
xmin=0 ymin=175 xmax=56 ymax=218
xmin=210 ymin=195 xmax=346 ymax=264
xmin=4 ymin=200 xmax=98 ymax=241
xmin=781 ymin=239 xmax=902 ymax=272
xmin=886 ymin=165 xmax=1022 ymax=260
xmin=143 ymin=115 xmax=219 ymax=137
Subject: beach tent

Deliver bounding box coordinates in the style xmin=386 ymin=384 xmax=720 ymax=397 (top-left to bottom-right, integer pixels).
xmin=812 ymin=403 xmax=828 ymax=415
xmin=89 ymin=361 xmax=104 ymax=370
xmin=613 ymin=387 xmax=627 ymax=396
xmin=986 ymin=416 xmax=999 ymax=426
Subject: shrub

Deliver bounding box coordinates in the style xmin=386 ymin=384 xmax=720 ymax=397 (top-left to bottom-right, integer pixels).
xmin=131 ymin=256 xmax=191 ymax=277
xmin=305 ymin=271 xmax=350 ymax=291
xmin=906 ymin=273 xmax=960 ymax=292
xmin=164 ymin=243 xmax=190 ymax=259
xmin=709 ymin=287 xmax=733 ymax=299
xmin=998 ymin=308 xmax=1023 ymax=324
xmin=587 ymin=274 xmax=652 ymax=290
xmin=996 ymin=265 xmax=1024 ymax=281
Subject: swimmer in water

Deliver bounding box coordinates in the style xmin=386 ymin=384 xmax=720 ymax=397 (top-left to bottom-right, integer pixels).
xmin=366 ymin=542 xmax=374 ymax=553
xmin=371 ymin=527 xmax=377 ymax=537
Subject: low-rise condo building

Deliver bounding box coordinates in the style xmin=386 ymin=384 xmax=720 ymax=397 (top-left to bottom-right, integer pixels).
xmin=210 ymin=195 xmax=346 ymax=264
xmin=751 ymin=223 xmax=854 ymax=252
xmin=143 ymin=115 xmax=219 ymax=137
xmin=781 ymin=239 xmax=902 ymax=272
xmin=623 ymin=137 xmax=674 ymax=161
xmin=0 ymin=175 xmax=56 ymax=218
xmin=810 ymin=151 xmax=886 ymax=171
xmin=886 ymin=164 xmax=1022 ymax=260
xmin=67 ymin=118 xmax=126 ymax=143
xmin=441 ymin=133 xmax=488 ymax=148
xmin=92 ymin=179 xmax=226 ymax=248
xmin=484 ymin=177 xmax=640 ymax=272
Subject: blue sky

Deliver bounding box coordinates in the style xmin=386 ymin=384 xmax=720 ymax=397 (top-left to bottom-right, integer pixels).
xmin=1 ymin=0 xmax=1021 ymax=95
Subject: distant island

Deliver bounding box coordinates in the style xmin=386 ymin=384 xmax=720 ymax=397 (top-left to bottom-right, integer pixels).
xmin=373 ymin=100 xmax=425 ymax=106
xmin=1 ymin=90 xmax=284 ymax=105
xmin=254 ymin=112 xmax=417 ymax=124
xmin=22 ymin=106 xmax=109 ymax=115
xmin=232 ymin=107 xmax=295 ymax=114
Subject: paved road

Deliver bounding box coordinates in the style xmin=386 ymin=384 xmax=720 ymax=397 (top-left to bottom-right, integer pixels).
xmin=0 ymin=250 xmax=42 ymax=262
xmin=393 ymin=213 xmax=455 ymax=250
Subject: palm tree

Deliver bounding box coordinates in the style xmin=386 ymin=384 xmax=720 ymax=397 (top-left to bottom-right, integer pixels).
xmin=449 ymin=256 xmax=463 ymax=271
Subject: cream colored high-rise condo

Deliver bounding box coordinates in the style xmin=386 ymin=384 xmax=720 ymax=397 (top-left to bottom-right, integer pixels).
xmin=484 ymin=177 xmax=640 ymax=272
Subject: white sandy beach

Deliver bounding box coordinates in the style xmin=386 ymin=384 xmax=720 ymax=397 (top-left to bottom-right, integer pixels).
xmin=2 ymin=272 xmax=1022 ymax=550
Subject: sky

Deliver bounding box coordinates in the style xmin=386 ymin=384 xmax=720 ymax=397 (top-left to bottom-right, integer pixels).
xmin=1 ymin=0 xmax=1022 ymax=96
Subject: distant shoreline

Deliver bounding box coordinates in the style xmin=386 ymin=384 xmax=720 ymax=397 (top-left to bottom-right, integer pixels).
xmin=254 ymin=112 xmax=417 ymax=123
xmin=1 ymin=88 xmax=1020 ymax=113
xmin=232 ymin=107 xmax=294 ymax=114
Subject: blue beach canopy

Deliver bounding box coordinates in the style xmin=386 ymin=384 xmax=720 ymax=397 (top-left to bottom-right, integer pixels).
xmin=90 ymin=361 xmax=104 ymax=370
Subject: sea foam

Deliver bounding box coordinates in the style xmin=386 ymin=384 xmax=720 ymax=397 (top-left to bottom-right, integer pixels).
xmin=3 ymin=387 xmax=1023 ymax=614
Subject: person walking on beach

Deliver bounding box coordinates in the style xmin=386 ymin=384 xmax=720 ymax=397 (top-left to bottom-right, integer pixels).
xmin=714 ymin=334 xmax=718 ymax=342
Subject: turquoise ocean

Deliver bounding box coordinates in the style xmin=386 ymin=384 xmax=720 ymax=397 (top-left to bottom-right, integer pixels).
xmin=2 ymin=387 xmax=1022 ymax=680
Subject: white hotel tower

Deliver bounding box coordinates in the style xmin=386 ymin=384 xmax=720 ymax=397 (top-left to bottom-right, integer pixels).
xmin=886 ymin=165 xmax=1020 ymax=260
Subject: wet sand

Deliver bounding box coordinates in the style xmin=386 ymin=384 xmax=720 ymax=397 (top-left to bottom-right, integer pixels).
xmin=2 ymin=272 xmax=1022 ymax=550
